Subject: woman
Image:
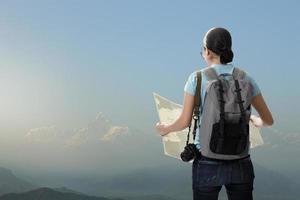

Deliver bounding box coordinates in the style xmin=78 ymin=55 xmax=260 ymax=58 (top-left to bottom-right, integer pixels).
xmin=155 ymin=27 xmax=274 ymax=200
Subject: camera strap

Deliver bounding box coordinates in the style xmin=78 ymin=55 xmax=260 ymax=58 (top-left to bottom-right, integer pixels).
xmin=185 ymin=70 xmax=202 ymax=145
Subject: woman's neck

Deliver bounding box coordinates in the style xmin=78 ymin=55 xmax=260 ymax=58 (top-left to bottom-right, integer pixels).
xmin=207 ymin=57 xmax=222 ymax=66
xmin=208 ymin=61 xmax=222 ymax=66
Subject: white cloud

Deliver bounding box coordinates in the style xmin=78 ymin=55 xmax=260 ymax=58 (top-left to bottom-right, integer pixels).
xmin=25 ymin=112 xmax=130 ymax=149
xmin=100 ymin=126 xmax=129 ymax=142
xmin=64 ymin=112 xmax=130 ymax=148
xmin=25 ymin=125 xmax=61 ymax=143
xmin=64 ymin=127 xmax=89 ymax=148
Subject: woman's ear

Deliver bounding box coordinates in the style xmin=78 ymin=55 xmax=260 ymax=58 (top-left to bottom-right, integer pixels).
xmin=206 ymin=48 xmax=218 ymax=58
xmin=204 ymin=47 xmax=211 ymax=57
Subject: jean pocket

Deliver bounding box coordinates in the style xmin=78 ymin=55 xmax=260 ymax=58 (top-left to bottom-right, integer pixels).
xmin=192 ymin=160 xmax=221 ymax=188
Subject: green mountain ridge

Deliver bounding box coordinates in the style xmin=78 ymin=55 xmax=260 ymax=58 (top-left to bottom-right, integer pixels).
xmin=0 ymin=167 xmax=37 ymax=196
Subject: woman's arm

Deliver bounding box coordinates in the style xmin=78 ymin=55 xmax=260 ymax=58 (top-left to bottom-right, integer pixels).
xmin=250 ymin=94 xmax=274 ymax=127
xmin=155 ymin=91 xmax=195 ymax=136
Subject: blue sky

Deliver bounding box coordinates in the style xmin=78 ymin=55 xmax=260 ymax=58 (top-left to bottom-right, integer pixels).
xmin=0 ymin=0 xmax=299 ymax=138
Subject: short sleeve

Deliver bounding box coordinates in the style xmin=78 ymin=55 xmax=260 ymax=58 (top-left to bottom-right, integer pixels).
xmin=245 ymin=72 xmax=261 ymax=98
xmin=184 ymin=71 xmax=197 ymax=96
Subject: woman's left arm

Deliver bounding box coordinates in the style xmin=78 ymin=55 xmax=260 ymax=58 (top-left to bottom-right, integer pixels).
xmin=155 ymin=91 xmax=195 ymax=136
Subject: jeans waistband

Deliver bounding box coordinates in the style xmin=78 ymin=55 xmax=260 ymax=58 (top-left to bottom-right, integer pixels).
xmin=199 ymin=153 xmax=250 ymax=163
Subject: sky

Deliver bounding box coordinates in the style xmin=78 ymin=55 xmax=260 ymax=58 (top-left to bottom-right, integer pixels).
xmin=0 ymin=0 xmax=299 ymax=177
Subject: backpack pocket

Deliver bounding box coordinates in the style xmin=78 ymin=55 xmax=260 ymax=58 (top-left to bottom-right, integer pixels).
xmin=209 ymin=119 xmax=249 ymax=155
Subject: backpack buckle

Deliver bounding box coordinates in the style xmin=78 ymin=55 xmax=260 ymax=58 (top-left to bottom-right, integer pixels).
xmin=193 ymin=115 xmax=199 ymax=120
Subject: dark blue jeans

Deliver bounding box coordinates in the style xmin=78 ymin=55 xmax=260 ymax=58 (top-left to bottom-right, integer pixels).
xmin=192 ymin=154 xmax=255 ymax=200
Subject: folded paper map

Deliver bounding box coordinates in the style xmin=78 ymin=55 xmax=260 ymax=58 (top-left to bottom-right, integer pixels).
xmin=153 ymin=92 xmax=264 ymax=161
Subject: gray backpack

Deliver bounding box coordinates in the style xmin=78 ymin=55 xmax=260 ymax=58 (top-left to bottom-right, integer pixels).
xmin=198 ymin=66 xmax=252 ymax=160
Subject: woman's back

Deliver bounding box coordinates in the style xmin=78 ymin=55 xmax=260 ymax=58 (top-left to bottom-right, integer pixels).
xmin=184 ymin=63 xmax=271 ymax=152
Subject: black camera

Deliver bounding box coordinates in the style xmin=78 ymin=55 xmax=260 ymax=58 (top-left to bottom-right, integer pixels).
xmin=180 ymin=143 xmax=201 ymax=162
xmin=180 ymin=109 xmax=201 ymax=162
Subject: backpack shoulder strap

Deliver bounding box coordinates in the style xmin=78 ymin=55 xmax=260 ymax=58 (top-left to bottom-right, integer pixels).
xmin=232 ymin=67 xmax=246 ymax=80
xmin=203 ymin=67 xmax=219 ymax=81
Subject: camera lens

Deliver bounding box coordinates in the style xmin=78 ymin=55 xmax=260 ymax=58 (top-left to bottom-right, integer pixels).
xmin=180 ymin=144 xmax=198 ymax=162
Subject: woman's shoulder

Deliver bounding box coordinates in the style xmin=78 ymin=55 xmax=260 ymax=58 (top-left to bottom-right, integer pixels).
xmin=236 ymin=67 xmax=256 ymax=81
xmin=189 ymin=66 xmax=209 ymax=77
xmin=187 ymin=67 xmax=205 ymax=79
xmin=184 ymin=67 xmax=206 ymax=95
xmin=236 ymin=66 xmax=262 ymax=97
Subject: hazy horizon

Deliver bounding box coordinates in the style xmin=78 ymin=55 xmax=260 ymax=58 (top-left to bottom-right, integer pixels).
xmin=0 ymin=1 xmax=299 ymax=199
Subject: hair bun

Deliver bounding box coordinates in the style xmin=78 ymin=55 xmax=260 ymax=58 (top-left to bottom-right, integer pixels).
xmin=220 ymin=49 xmax=234 ymax=64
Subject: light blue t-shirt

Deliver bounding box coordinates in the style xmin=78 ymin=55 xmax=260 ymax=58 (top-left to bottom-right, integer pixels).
xmin=183 ymin=63 xmax=261 ymax=150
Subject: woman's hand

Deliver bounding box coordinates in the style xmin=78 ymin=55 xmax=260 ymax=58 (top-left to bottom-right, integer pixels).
xmin=154 ymin=91 xmax=194 ymax=137
xmin=155 ymin=122 xmax=170 ymax=136
xmin=250 ymin=114 xmax=264 ymax=128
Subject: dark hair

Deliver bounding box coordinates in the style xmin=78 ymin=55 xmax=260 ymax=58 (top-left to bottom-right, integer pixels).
xmin=203 ymin=27 xmax=234 ymax=64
